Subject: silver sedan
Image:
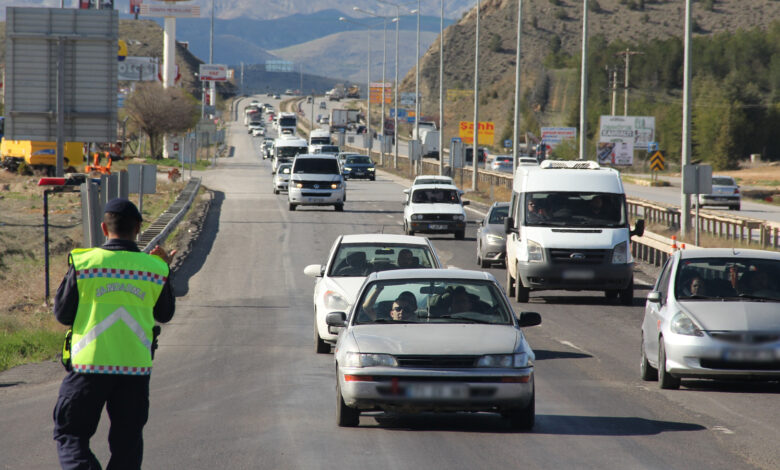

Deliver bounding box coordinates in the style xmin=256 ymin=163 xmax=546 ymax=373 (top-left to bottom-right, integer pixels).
xmin=476 ymin=202 xmax=509 ymax=268
xmin=327 ymin=269 xmax=541 ymax=429
xmin=641 ymin=248 xmax=780 ymax=389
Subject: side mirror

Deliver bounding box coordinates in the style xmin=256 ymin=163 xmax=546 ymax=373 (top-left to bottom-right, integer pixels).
xmin=462 ymin=200 xmax=470 ymax=206
xmin=631 ymin=219 xmax=645 ymax=238
xmin=504 ymin=217 xmax=515 ymax=234
xmin=517 ymin=311 xmax=542 ymax=327
xmin=303 ymin=264 xmax=324 ymax=277
xmin=403 ymin=188 xmax=410 ymax=195
xmin=325 ymin=311 xmax=347 ymax=328
xmin=646 ymin=291 xmax=661 ymax=303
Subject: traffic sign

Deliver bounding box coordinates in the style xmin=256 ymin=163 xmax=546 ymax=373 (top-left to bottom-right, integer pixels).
xmin=504 ymin=139 xmax=512 ymax=148
xmin=649 ymin=150 xmax=665 ymax=171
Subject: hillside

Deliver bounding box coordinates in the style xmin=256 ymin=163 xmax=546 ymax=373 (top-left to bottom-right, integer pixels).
xmin=271 ymin=30 xmax=438 ymax=83
xmin=405 ymin=0 xmax=780 ymax=152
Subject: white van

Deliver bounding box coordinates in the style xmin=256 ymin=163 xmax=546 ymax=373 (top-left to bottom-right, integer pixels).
xmin=504 ymin=160 xmax=644 ymax=305
xmin=309 ymin=128 xmax=331 ymax=147
xmin=288 ymin=154 xmax=346 ymax=212
xmin=272 ymin=135 xmax=308 ymax=174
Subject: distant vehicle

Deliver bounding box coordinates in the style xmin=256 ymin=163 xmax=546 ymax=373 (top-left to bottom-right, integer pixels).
xmin=518 ymin=156 xmax=538 ymax=166
xmin=411 ymin=120 xmax=437 ymax=140
xmin=490 ymin=155 xmax=513 ymax=172
xmin=330 ymin=109 xmax=349 ymax=130
xmin=328 ymin=84 xmax=345 ymax=101
xmin=251 ymin=127 xmax=265 ymax=137
xmin=342 ymin=155 xmax=375 ymax=181
xmin=273 ymin=94 xmax=281 ymax=99
xmin=465 ymin=147 xmax=487 ymax=167
xmin=309 ymin=128 xmax=331 ymax=147
xmin=419 ymin=129 xmax=440 ymax=159
xmin=272 ymin=135 xmax=308 ymax=173
xmin=284 ymin=89 xmax=294 ymax=95
xmin=403 ymin=183 xmax=469 ymax=239
xmin=0 ymin=138 xmax=83 ymax=175
xmin=328 ymin=268 xmax=541 ymax=429
xmin=476 ymin=202 xmax=510 ymax=268
xmin=310 ymin=144 xmax=340 ymax=156
xmin=337 ymin=152 xmax=361 ymax=168
xmin=262 ymin=140 xmax=274 ymax=159
xmin=695 ymin=175 xmax=741 ymax=211
xmin=306 ymin=96 xmax=313 ymax=103
xmin=277 ymin=112 xmax=297 ymax=135
xmin=319 ymin=101 xmax=327 ymax=110
xmin=273 ymin=163 xmax=292 ymax=194
xmin=287 ymin=154 xmax=345 ymax=212
xmin=346 ymin=84 xmax=360 ymax=98
xmin=303 ymin=233 xmax=442 ymax=353
xmin=641 ymin=248 xmax=780 ymax=390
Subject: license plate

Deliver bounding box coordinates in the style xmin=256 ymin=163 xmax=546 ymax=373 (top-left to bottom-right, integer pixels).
xmin=723 ymin=349 xmax=779 ymax=362
xmin=562 ymin=269 xmax=594 ymax=280
xmin=406 ymin=383 xmax=469 ymax=399
xmin=429 ymin=224 xmax=447 ymax=230
xmin=306 ymin=197 xmax=323 ymax=202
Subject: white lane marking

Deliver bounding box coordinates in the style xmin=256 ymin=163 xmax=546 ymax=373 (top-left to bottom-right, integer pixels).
xmin=465 ymin=206 xmax=487 ymax=217
xmin=385 ymin=214 xmax=394 ymax=219
xmin=712 ymin=426 xmax=735 ymax=435
xmin=558 ymin=340 xmax=590 ymax=355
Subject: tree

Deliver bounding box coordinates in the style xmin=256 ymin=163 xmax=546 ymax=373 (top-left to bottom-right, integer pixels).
xmin=124 ymin=83 xmax=199 ymax=159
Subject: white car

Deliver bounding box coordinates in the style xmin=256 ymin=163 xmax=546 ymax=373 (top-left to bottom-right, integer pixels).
xmin=303 ymin=234 xmax=442 ymax=353
xmin=251 ymin=127 xmax=265 ymax=137
xmin=696 ymin=175 xmax=741 ymax=210
xmin=272 ymin=163 xmax=291 ymax=194
xmin=327 ymin=269 xmax=541 ymax=428
xmin=403 ymin=183 xmax=469 ymax=239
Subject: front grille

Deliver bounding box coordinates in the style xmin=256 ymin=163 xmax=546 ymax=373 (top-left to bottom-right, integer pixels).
xmin=395 ymin=355 xmax=479 ymax=368
xmin=418 ymin=214 xmax=458 ymax=222
xmin=699 ymin=359 xmax=780 ymax=371
xmin=548 ymin=249 xmax=609 ymax=265
xmin=301 ymin=192 xmax=331 ymax=197
xmin=297 ymin=181 xmax=335 ymax=189
xmin=710 ymin=332 xmax=780 ymax=345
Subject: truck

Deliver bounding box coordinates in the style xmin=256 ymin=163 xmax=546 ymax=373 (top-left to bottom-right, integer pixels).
xmin=276 ymin=112 xmax=298 ymax=135
xmin=328 ymin=84 xmax=345 ymax=101
xmin=0 ymin=139 xmax=84 ymax=175
xmin=346 ymin=84 xmax=360 ymax=99
xmin=330 ymin=109 xmax=349 ymax=130
xmin=419 ymin=129 xmax=440 ymax=159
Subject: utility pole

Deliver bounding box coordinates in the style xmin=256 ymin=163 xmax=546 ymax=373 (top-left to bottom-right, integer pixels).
xmin=681 ymin=0 xmax=693 ymax=235
xmin=615 ymin=48 xmax=643 ymax=116
xmin=512 ymin=0 xmax=523 ymax=175
xmin=610 ymin=68 xmax=617 ymax=116
xmin=578 ymin=0 xmax=589 ymax=160
xmin=438 ymin=0 xmax=444 ymax=176
xmin=472 ymin=0 xmax=480 ymax=192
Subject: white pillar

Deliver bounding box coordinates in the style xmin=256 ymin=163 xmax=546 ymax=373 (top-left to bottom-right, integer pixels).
xmin=163 ymin=17 xmax=176 ymax=159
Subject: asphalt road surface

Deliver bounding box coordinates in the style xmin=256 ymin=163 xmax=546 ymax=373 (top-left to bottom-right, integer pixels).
xmin=1 ymin=97 xmax=778 ymax=469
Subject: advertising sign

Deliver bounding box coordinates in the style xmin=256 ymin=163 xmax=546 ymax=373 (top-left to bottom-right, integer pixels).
xmin=369 ymin=82 xmax=392 ymax=104
xmin=265 ymin=60 xmax=294 ymax=73
xmin=597 ymin=141 xmax=634 ymax=166
xmin=446 ymin=89 xmax=473 ymax=101
xmin=540 ymin=127 xmax=577 ymax=150
xmin=390 ymin=108 xmax=407 ymax=118
xmin=598 ymin=115 xmax=657 ymax=166
xmin=139 ymin=2 xmax=200 ymax=17
xmin=199 ymin=64 xmax=228 ymax=81
xmin=129 ymin=0 xmax=142 ymax=14
xmin=400 ymin=92 xmax=418 ymax=107
xmin=458 ymin=121 xmax=495 ymax=146
xmin=118 ymin=56 xmax=157 ymax=81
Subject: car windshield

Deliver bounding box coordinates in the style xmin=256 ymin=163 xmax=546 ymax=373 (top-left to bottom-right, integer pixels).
xmin=310 ymin=137 xmax=330 ymax=145
xmin=293 ymin=158 xmax=340 ymax=174
xmin=523 ymin=192 xmax=626 ymax=227
xmin=346 ymin=156 xmax=372 ymax=165
xmin=674 ymin=257 xmax=780 ymax=301
xmin=279 ymin=117 xmax=296 ymax=126
xmin=355 ymin=280 xmax=512 ymax=325
xmin=277 ymin=164 xmax=291 ymax=174
xmin=412 ymin=188 xmax=460 ymax=204
xmin=712 ymin=177 xmax=735 ymax=186
xmin=488 ymin=205 xmax=509 ymax=224
xmin=317 ymin=145 xmax=339 ymax=154
xmin=328 ymin=244 xmax=436 ymax=277
xmin=277 ymin=146 xmax=307 ymax=159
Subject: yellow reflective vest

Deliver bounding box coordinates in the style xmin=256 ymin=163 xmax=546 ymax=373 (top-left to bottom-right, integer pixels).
xmin=69 ymin=248 xmax=169 ymax=375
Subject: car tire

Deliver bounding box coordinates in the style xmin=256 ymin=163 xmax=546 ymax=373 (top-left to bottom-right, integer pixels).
xmin=732 ymin=204 xmax=741 ymax=211
xmin=640 ymin=334 xmax=658 ymax=381
xmin=274 ymin=188 xmax=279 ymax=195
xmin=370 ymin=176 xmax=375 ymax=181
xmin=605 ymin=289 xmax=618 ymax=300
xmin=404 ymin=221 xmax=414 ymax=236
xmin=454 ymin=230 xmax=465 ymax=240
xmin=335 ymin=204 xmax=344 ymax=212
xmin=315 ymin=319 xmax=330 ymax=354
xmin=506 ymin=268 xmax=516 ymax=299
xmin=289 ymin=203 xmax=296 ymax=211
xmin=618 ymin=278 xmax=634 ymax=306
xmin=336 ymin=376 xmax=360 ymax=427
xmin=504 ymin=390 xmax=534 ymax=431
xmin=658 ymin=339 xmax=681 ymax=390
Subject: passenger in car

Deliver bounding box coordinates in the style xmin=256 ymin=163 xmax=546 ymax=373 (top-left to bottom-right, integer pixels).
xmin=360 ymin=285 xmax=417 ymax=322
xmin=397 ymin=249 xmax=420 ymax=269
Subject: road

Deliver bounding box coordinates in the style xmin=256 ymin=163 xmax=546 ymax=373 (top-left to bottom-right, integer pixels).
xmin=1 ymin=96 xmax=778 ymax=469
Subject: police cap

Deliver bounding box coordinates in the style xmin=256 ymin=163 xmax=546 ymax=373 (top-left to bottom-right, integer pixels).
xmin=104 ymin=198 xmax=143 ymax=222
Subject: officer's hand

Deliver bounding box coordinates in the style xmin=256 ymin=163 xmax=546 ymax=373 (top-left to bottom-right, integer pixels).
xmin=151 ymin=246 xmax=177 ymax=265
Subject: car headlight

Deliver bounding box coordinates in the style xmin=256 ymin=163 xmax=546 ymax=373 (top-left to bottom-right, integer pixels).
xmin=455 ymin=214 xmax=465 ymax=221
xmin=412 ymin=214 xmax=424 ymax=220
xmin=331 ymin=183 xmax=341 ymax=189
xmin=295 ymin=182 xmax=303 ymax=188
xmin=670 ymin=312 xmax=703 ymax=336
xmin=344 ymin=352 xmax=398 ymax=368
xmin=344 ymin=167 xmax=352 ymax=171
xmin=476 ymin=353 xmax=530 ymax=368
xmin=527 ymin=239 xmax=543 ymax=262
xmin=323 ymin=290 xmax=350 ymax=311
xmin=486 ymin=234 xmax=504 ymax=242
xmin=612 ymin=241 xmax=628 ymax=264
xmin=367 ymin=167 xmax=375 ymax=171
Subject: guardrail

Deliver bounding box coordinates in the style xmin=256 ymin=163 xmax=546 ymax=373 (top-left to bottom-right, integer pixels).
xmin=139 ymin=177 xmax=201 ymax=253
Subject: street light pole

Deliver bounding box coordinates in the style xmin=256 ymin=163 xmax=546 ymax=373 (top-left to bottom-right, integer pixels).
xmin=472 ymin=0 xmax=480 ymax=192
xmin=681 ymin=0 xmax=693 ymax=236
xmin=394 ymin=14 xmax=400 ymax=170
xmin=414 ymin=1 xmax=420 ymax=148
xmin=512 ymin=0 xmax=523 ymax=175
xmin=438 ymin=0 xmax=444 ymax=175
xmin=578 ymin=0 xmax=589 ymax=160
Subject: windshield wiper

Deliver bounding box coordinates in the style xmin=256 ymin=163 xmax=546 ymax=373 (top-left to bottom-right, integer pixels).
xmin=435 ymin=315 xmax=493 ymax=324
xmin=736 ymin=293 xmax=778 ymax=302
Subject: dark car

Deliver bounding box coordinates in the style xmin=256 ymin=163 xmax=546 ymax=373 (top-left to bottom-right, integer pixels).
xmin=342 ymin=155 xmax=376 ymax=181
xmin=465 ymin=147 xmax=487 ymax=166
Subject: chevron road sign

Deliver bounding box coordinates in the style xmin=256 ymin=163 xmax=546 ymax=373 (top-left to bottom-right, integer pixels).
xmin=649 ymin=151 xmax=665 ymax=171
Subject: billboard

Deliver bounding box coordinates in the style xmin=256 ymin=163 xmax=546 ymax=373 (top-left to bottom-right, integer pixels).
xmin=199 ymin=64 xmax=228 ymax=81
xmin=598 ymin=116 xmax=656 ymax=165
xmin=400 ymin=92 xmax=419 ymax=107
xmin=265 ymin=60 xmax=294 ymax=73
xmin=118 ymin=56 xmax=157 ymax=81
xmin=540 ymin=127 xmax=577 ymax=150
xmin=446 ymin=89 xmax=473 ymax=101
xmin=458 ymin=121 xmax=494 ymax=146
xmin=369 ymin=82 xmax=391 ymax=104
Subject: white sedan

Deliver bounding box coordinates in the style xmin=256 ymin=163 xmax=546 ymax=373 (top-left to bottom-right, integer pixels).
xmin=304 ymin=234 xmax=442 ymax=354
xmin=327 ymin=269 xmax=542 ymax=428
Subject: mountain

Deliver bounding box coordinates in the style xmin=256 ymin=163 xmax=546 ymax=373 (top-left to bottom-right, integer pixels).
xmin=271 ymin=30 xmax=439 ymax=83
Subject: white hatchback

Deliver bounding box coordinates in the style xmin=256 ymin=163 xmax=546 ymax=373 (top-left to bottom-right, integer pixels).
xmin=303 ymin=234 xmax=442 ymax=353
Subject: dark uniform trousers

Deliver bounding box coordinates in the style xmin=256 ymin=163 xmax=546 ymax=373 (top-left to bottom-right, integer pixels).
xmin=53 ymin=372 xmax=150 ymax=470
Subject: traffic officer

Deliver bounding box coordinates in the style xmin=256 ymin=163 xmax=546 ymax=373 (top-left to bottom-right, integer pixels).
xmin=52 ymin=198 xmax=176 ymax=470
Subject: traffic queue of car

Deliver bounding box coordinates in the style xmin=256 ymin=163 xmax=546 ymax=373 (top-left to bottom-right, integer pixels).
xmin=248 ymin=102 xmax=779 ymax=432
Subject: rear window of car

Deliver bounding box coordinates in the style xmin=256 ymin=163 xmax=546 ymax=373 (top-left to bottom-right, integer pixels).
xmin=328 ymin=244 xmax=436 ymax=277
xmin=712 ymin=177 xmax=736 ymax=186
xmin=412 ymin=188 xmax=461 ymax=204
xmin=293 ymin=158 xmax=340 ymax=174
xmin=316 ymin=145 xmax=339 ymax=154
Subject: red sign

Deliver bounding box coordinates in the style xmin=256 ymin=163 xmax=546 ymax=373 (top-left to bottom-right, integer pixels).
xmin=129 ymin=0 xmax=142 ymax=14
